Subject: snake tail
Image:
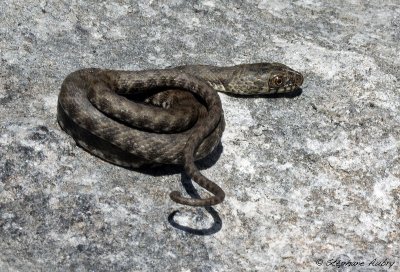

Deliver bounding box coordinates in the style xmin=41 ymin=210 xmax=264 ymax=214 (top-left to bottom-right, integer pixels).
xmin=170 ymin=103 xmax=225 ymax=206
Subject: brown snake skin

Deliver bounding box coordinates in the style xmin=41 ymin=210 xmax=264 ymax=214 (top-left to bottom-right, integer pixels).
xmin=57 ymin=63 xmax=303 ymax=206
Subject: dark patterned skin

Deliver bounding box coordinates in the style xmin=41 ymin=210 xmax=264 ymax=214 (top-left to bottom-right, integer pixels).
xmin=57 ymin=63 xmax=303 ymax=207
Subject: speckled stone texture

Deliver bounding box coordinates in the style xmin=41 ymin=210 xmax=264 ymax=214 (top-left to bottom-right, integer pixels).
xmin=0 ymin=0 xmax=399 ymax=271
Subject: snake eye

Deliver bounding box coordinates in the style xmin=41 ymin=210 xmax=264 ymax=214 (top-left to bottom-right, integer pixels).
xmin=271 ymin=75 xmax=284 ymax=87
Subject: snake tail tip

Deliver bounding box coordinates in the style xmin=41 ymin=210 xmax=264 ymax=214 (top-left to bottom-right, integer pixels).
xmin=169 ymin=191 xmax=182 ymax=201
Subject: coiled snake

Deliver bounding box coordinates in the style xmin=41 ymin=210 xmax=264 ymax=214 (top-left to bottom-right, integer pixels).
xmin=57 ymin=63 xmax=303 ymax=206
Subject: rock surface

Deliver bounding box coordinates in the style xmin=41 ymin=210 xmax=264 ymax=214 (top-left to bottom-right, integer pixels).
xmin=0 ymin=0 xmax=399 ymax=271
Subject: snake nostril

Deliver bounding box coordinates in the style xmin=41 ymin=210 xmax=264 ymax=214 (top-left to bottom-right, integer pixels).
xmin=296 ymin=74 xmax=304 ymax=86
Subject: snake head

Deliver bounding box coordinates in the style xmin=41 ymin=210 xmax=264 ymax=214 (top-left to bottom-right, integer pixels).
xmin=227 ymin=63 xmax=303 ymax=95
xmin=268 ymin=63 xmax=303 ymax=93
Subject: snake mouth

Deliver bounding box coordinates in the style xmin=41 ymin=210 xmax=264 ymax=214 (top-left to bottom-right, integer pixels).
xmin=276 ymin=72 xmax=304 ymax=93
xmin=284 ymin=76 xmax=303 ymax=91
xmin=284 ymin=73 xmax=303 ymax=91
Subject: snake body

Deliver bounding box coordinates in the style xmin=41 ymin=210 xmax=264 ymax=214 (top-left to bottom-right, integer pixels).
xmin=57 ymin=63 xmax=303 ymax=206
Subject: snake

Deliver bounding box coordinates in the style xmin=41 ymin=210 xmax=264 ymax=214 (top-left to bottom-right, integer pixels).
xmin=57 ymin=63 xmax=303 ymax=207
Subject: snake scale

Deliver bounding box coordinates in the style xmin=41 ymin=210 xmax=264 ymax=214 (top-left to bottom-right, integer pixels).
xmin=57 ymin=63 xmax=303 ymax=206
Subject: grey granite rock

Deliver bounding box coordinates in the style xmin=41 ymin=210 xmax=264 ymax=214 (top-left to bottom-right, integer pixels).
xmin=0 ymin=0 xmax=399 ymax=271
